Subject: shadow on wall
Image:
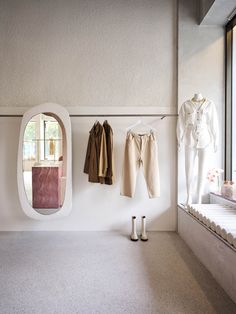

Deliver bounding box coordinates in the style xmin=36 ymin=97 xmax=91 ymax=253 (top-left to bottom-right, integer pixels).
xmin=72 ymin=124 xmax=89 ymax=194
xmin=0 ymin=118 xmax=26 ymax=220
xmin=148 ymin=206 xmax=176 ymax=231
xmin=179 ymin=0 xmax=224 ymax=59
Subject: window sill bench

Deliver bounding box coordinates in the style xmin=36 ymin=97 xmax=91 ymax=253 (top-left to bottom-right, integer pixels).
xmin=178 ymin=204 xmax=236 ymax=304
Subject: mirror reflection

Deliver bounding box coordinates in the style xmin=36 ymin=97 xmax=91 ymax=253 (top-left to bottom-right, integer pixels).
xmin=23 ymin=113 xmax=66 ymax=215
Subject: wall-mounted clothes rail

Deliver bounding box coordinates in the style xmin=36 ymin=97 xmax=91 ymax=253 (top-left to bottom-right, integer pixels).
xmin=0 ymin=115 xmax=24 ymax=117
xmin=70 ymin=114 xmax=178 ymax=119
xmin=0 ymin=113 xmax=178 ymax=118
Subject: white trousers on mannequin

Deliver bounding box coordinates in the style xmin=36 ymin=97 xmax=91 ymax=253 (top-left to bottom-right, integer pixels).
xmin=185 ymin=146 xmax=208 ymax=205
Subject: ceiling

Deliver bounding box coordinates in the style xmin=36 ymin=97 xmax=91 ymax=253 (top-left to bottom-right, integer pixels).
xmin=199 ymin=0 xmax=236 ymax=25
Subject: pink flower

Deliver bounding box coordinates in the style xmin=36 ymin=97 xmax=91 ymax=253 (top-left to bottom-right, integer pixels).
xmin=207 ymin=168 xmax=224 ymax=183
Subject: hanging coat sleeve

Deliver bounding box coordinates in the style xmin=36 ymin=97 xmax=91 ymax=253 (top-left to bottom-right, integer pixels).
xmin=84 ymin=133 xmax=92 ymax=174
xmin=98 ymin=128 xmax=108 ymax=178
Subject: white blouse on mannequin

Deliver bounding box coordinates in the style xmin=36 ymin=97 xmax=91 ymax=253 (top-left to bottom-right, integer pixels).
xmin=176 ymin=97 xmax=219 ymax=152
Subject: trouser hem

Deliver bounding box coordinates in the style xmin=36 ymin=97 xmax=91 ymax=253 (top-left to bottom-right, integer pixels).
xmin=120 ymin=192 xmax=134 ymax=198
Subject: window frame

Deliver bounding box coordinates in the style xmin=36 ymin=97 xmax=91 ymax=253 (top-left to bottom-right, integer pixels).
xmin=225 ymin=15 xmax=236 ymax=180
xmin=43 ymin=119 xmax=62 ymax=161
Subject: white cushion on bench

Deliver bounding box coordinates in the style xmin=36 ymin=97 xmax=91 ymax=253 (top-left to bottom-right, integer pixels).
xmin=187 ymin=204 xmax=236 ymax=248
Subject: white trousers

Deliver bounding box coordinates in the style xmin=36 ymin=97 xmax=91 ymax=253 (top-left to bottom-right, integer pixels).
xmin=120 ymin=131 xmax=160 ymax=198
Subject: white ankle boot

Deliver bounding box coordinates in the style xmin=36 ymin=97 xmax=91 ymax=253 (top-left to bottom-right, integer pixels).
xmin=141 ymin=216 xmax=148 ymax=241
xmin=130 ymin=216 xmax=139 ymax=241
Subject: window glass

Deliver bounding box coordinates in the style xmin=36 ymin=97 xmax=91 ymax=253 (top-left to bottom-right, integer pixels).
xmin=23 ymin=121 xmax=36 ymax=160
xmin=232 ymin=26 xmax=236 ymax=181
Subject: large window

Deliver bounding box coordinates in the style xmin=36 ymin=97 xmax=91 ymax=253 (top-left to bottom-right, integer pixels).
xmin=232 ymin=27 xmax=236 ymax=181
xmin=23 ymin=121 xmax=36 ymax=161
xmin=226 ymin=16 xmax=236 ymax=181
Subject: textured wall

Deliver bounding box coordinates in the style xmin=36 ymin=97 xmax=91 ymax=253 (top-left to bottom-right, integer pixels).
xmin=0 ymin=0 xmax=225 ymax=230
xmin=0 ymin=0 xmax=176 ymax=108
xmin=0 ymin=0 xmax=178 ymax=231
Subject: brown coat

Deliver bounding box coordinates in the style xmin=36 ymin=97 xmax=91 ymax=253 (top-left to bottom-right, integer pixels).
xmin=84 ymin=122 xmax=107 ymax=183
xmin=99 ymin=120 xmax=115 ymax=185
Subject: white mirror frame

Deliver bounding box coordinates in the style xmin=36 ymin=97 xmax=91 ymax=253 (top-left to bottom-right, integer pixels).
xmin=17 ymin=103 xmax=72 ymax=220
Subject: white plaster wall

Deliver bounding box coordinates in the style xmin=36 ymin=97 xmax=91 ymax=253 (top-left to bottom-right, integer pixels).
xmin=0 ymin=115 xmax=177 ymax=231
xmin=178 ymin=0 xmax=225 ymax=204
xmin=0 ymin=0 xmax=226 ymax=230
xmin=0 ymin=0 xmax=178 ymax=231
xmin=0 ymin=0 xmax=176 ymax=108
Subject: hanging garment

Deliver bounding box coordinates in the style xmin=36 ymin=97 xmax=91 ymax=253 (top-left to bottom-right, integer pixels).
xmin=120 ymin=131 xmax=160 ymax=198
xmin=176 ymin=99 xmax=219 ymax=150
xmin=99 ymin=120 xmax=115 ymax=185
xmin=84 ymin=122 xmax=107 ymax=183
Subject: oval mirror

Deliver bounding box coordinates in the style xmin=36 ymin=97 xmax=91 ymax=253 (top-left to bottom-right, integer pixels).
xmin=17 ymin=103 xmax=72 ymax=220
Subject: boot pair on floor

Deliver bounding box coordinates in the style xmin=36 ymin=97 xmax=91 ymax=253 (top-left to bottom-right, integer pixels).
xmin=130 ymin=216 xmax=148 ymax=241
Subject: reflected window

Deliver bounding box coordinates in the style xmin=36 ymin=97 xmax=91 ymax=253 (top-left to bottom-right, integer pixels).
xmin=22 ymin=113 xmax=65 ymax=213
xmin=44 ymin=120 xmax=62 ymax=161
xmin=23 ymin=121 xmax=36 ymax=161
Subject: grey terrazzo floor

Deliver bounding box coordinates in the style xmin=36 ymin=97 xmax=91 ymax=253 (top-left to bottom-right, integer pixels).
xmin=0 ymin=231 xmax=235 ymax=314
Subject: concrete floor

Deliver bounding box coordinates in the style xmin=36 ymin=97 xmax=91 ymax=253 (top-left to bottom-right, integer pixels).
xmin=0 ymin=231 xmax=235 ymax=314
